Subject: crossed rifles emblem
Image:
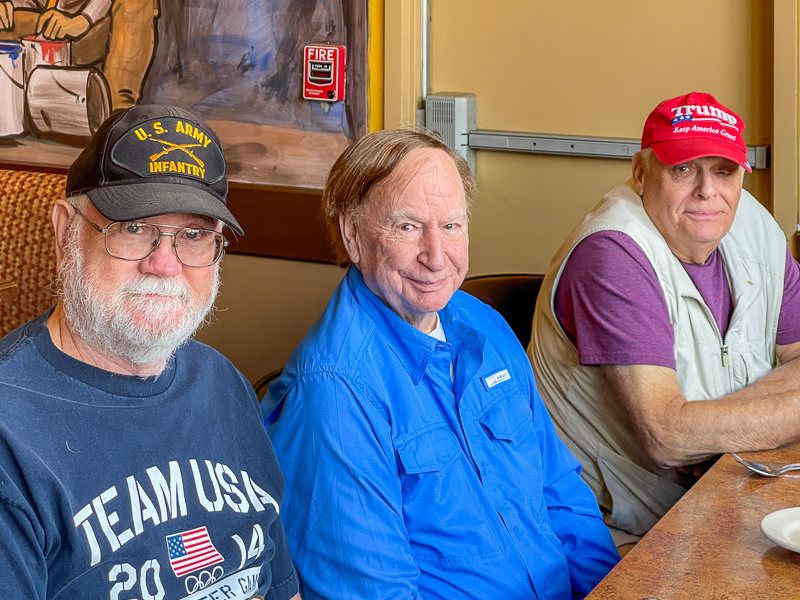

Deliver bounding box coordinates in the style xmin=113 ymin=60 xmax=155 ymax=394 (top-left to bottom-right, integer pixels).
xmin=148 ymin=138 xmax=205 ymax=169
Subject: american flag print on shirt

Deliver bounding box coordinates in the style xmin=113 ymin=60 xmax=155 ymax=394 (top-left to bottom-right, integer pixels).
xmin=166 ymin=526 xmax=224 ymax=577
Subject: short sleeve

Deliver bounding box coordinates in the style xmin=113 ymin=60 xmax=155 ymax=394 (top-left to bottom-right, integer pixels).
xmin=554 ymin=231 xmax=676 ymax=369
xmin=0 ymin=494 xmax=47 ymax=599
xmin=777 ymin=248 xmax=800 ymax=346
xmin=264 ymin=511 xmax=300 ymax=600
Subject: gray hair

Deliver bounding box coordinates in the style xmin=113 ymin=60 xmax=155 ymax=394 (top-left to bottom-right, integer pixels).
xmin=321 ymin=128 xmax=476 ymax=267
xmin=66 ymin=193 xmax=90 ymax=210
xmin=638 ymin=146 xmax=657 ymax=169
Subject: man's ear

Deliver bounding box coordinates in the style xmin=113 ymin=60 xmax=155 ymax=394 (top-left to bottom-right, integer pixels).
xmin=631 ymin=151 xmax=646 ymax=196
xmin=52 ymin=200 xmax=76 ymax=270
xmin=339 ymin=213 xmax=361 ymax=265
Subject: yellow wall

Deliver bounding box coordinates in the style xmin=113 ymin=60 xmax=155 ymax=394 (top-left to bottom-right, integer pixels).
xmin=408 ymin=0 xmax=775 ymax=274
xmin=194 ymin=256 xmax=344 ymax=382
xmin=199 ymin=0 xmax=798 ymax=382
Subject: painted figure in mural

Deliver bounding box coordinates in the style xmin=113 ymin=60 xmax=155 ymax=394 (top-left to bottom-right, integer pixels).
xmin=265 ymin=128 xmax=620 ymax=600
xmin=0 ymin=104 xmax=301 ymax=599
xmin=0 ymin=0 xmax=159 ymax=110
xmin=529 ymin=91 xmax=800 ymax=548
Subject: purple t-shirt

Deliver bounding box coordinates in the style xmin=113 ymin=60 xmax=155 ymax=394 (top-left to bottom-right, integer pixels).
xmin=554 ymin=230 xmax=800 ymax=369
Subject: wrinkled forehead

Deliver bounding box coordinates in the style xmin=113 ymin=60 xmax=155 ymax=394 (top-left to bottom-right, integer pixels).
xmin=367 ymin=148 xmax=467 ymax=212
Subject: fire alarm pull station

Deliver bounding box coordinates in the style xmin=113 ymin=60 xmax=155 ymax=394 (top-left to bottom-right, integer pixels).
xmin=303 ymin=44 xmax=346 ymax=102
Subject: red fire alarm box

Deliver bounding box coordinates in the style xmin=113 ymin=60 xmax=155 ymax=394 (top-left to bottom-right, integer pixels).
xmin=303 ymin=44 xmax=346 ymax=102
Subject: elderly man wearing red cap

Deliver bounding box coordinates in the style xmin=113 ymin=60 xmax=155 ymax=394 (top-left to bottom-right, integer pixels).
xmin=529 ymin=92 xmax=800 ymax=547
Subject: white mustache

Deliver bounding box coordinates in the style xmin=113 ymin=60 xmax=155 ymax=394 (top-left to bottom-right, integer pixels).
xmin=116 ymin=275 xmax=193 ymax=305
xmin=57 ymin=219 xmax=220 ymax=371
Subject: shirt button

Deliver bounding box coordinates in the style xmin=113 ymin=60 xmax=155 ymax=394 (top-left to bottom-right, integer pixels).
xmin=513 ymin=526 xmax=522 ymax=539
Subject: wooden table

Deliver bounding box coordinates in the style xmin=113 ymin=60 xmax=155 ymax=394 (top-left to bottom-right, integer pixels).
xmin=587 ymin=449 xmax=800 ymax=599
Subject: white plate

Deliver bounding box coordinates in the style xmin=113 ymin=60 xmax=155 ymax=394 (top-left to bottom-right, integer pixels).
xmin=760 ymin=507 xmax=800 ymax=552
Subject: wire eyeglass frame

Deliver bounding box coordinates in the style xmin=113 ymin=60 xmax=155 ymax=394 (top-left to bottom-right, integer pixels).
xmin=71 ymin=205 xmax=228 ymax=268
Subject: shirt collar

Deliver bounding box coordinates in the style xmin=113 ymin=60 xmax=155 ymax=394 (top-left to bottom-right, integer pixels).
xmin=428 ymin=313 xmax=447 ymax=343
xmin=30 ymin=309 xmax=177 ymax=399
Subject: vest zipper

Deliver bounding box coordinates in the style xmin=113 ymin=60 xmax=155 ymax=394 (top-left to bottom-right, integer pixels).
xmin=717 ymin=278 xmax=761 ymax=394
xmin=719 ymin=339 xmax=732 ymax=394
xmin=685 ymin=292 xmax=733 ymax=394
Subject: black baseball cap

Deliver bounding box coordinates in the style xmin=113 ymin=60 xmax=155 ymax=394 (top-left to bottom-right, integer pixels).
xmin=66 ymin=104 xmax=244 ymax=235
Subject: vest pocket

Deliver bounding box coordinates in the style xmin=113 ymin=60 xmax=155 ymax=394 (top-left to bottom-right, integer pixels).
xmin=394 ymin=425 xmax=502 ymax=563
xmin=737 ymin=348 xmax=772 ymax=389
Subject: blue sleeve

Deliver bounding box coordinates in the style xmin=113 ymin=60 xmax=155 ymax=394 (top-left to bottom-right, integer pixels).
xmin=268 ymin=372 xmax=424 ymax=600
xmin=530 ymin=382 xmax=620 ymax=598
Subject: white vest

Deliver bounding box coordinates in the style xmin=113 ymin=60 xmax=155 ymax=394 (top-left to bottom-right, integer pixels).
xmin=529 ymin=180 xmax=786 ymax=536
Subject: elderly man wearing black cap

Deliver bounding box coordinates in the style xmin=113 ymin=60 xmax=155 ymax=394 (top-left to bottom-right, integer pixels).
xmin=0 ymin=106 xmax=300 ymax=600
xmin=529 ymin=92 xmax=800 ymax=547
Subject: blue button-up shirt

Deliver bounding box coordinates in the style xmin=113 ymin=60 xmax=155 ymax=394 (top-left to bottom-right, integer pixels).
xmin=266 ymin=268 xmax=618 ymax=600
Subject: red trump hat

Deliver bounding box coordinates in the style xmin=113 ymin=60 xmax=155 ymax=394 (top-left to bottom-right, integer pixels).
xmin=641 ymin=91 xmax=751 ymax=172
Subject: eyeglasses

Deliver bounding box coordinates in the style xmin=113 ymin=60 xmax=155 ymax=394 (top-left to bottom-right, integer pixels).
xmin=72 ymin=206 xmax=228 ymax=268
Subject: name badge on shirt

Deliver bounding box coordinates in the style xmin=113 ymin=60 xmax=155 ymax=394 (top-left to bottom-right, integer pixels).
xmin=483 ymin=369 xmax=511 ymax=389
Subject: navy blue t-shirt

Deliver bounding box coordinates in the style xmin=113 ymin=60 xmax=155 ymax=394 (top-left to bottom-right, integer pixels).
xmin=0 ymin=312 xmax=298 ymax=600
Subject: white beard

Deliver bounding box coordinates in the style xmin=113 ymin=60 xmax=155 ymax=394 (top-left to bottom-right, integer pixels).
xmin=58 ymin=225 xmax=220 ymax=368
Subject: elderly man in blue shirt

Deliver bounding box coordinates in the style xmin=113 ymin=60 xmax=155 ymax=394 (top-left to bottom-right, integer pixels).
xmin=264 ymin=129 xmax=619 ymax=600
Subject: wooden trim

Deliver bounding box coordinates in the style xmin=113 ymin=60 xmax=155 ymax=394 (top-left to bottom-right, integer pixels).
xmin=0 ymin=161 xmax=69 ymax=175
xmin=384 ymin=0 xmax=422 ymax=128
xmin=225 ymin=184 xmax=335 ymax=264
xmin=773 ymin=0 xmax=800 ymax=238
xmin=368 ymin=0 xmax=385 ymax=131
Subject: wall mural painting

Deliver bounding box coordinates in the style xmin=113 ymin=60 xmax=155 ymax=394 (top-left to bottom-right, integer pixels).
xmin=0 ymin=0 xmax=367 ymax=188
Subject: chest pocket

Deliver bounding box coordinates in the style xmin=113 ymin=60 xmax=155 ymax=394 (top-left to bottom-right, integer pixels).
xmin=395 ymin=423 xmax=460 ymax=474
xmin=477 ymin=388 xmax=544 ymax=495
xmin=478 ymin=383 xmax=533 ymax=440
xmin=394 ymin=424 xmax=501 ymax=564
